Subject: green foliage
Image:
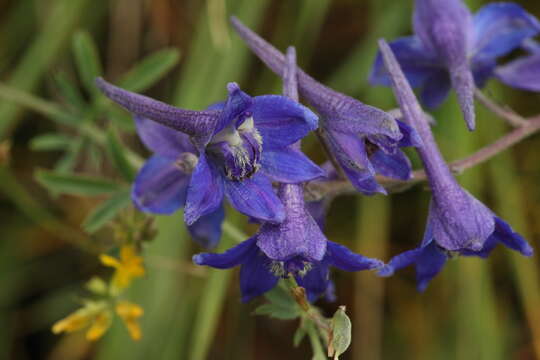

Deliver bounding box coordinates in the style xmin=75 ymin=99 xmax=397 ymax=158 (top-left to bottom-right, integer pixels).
xmin=329 ymin=306 xmax=352 ymax=360
xmin=35 ymin=170 xmax=124 ymax=196
xmin=83 ymin=190 xmax=131 ymax=233
xmin=72 ymin=31 xmax=103 ymax=97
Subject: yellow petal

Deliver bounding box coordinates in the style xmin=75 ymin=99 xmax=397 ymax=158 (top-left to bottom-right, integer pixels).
xmin=125 ymin=319 xmax=142 ymax=341
xmin=86 ymin=311 xmax=112 ymax=341
xmin=116 ymin=301 xmax=144 ymax=318
xmin=52 ymin=312 xmax=90 ymax=334
xmin=99 ymin=254 xmax=120 ymax=268
xmin=120 ymin=245 xmax=137 ymax=262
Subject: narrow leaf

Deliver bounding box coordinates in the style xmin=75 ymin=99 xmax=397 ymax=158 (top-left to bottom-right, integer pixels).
xmin=72 ymin=31 xmax=102 ymax=96
xmin=30 ymin=133 xmax=73 ymax=151
xmin=53 ymin=71 xmax=86 ymax=109
xmin=35 ymin=170 xmax=124 ymax=196
xmin=118 ymin=49 xmax=181 ymax=92
xmin=105 ymin=128 xmax=136 ymax=181
xmin=293 ymin=325 xmax=307 ymax=347
xmin=83 ymin=189 xmax=131 ymax=233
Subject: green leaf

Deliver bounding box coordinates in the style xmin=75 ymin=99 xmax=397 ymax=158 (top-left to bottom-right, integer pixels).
xmin=30 ymin=133 xmax=73 ymax=151
xmin=293 ymin=325 xmax=307 ymax=347
xmin=53 ymin=71 xmax=86 ymax=109
xmin=86 ymin=276 xmax=108 ymax=295
xmin=83 ymin=189 xmax=131 ymax=233
xmin=254 ymin=303 xmax=300 ymax=320
xmin=72 ymin=31 xmax=102 ymax=96
xmin=118 ymin=49 xmax=180 ymax=92
xmin=105 ymin=128 xmax=136 ymax=181
xmin=35 ymin=170 xmax=124 ymax=196
xmin=106 ymin=107 xmax=135 ymax=132
xmin=329 ymin=306 xmax=352 ymax=360
xmin=54 ymin=138 xmax=84 ymax=173
xmin=265 ymin=283 xmax=297 ymax=308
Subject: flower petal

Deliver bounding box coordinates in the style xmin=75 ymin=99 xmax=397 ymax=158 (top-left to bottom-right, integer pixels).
xmin=492 ymin=217 xmax=533 ymax=256
xmin=326 ymin=241 xmax=383 ymax=272
xmin=187 ymin=204 xmax=225 ymax=249
xmin=371 ymin=149 xmax=412 ymax=180
xmin=378 ymin=248 xmax=423 ymax=277
xmin=239 ymin=247 xmax=278 ymax=302
xmin=420 ymin=70 xmax=452 ymax=109
xmin=96 ymin=78 xmax=219 ymax=141
xmin=135 ymin=116 xmax=195 ymax=157
xmin=250 ymin=95 xmax=318 ymax=149
xmin=261 ymin=147 xmax=324 ymax=183
xmin=396 ymin=120 xmax=423 ymax=148
xmin=296 ymin=261 xmax=331 ymax=303
xmin=472 ymin=3 xmax=540 ymax=61
xmin=370 ymin=36 xmax=440 ymax=87
xmin=214 ymin=83 xmax=253 ymax=134
xmin=495 ymin=54 xmax=540 ymax=92
xmin=415 ymin=241 xmax=448 ymax=292
xmin=193 ymin=236 xmax=257 ymax=269
xmin=132 ymin=155 xmax=190 ymax=215
xmin=184 ymin=154 xmax=224 ymax=225
xmin=223 ymin=173 xmax=285 ymax=223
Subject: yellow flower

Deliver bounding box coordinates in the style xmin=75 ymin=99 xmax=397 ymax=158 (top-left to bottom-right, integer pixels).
xmin=52 ymin=302 xmax=112 ymax=341
xmin=115 ymin=301 xmax=144 ymax=341
xmin=100 ymin=245 xmax=145 ymax=290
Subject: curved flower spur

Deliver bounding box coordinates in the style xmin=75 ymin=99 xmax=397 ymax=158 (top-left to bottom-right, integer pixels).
xmin=377 ymin=39 xmax=533 ymax=291
xmin=370 ymin=0 xmax=540 ymax=131
xmin=230 ymin=17 xmax=421 ymax=196
xmin=96 ymin=78 xmax=324 ymax=245
xmin=194 ymin=48 xmax=383 ymax=303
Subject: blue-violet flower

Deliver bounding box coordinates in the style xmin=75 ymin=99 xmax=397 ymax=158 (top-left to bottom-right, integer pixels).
xmin=371 ymin=0 xmax=540 ymax=130
xmin=377 ymin=39 xmax=533 ymax=291
xmin=193 ymin=47 xmax=382 ymax=302
xmin=96 ymin=78 xmax=324 ymax=231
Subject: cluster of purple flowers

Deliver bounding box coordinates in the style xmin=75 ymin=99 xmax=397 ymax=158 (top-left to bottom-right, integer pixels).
xmin=97 ymin=0 xmax=537 ymax=302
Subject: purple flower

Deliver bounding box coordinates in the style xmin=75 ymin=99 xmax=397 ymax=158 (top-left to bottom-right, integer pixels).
xmin=230 ymin=17 xmax=421 ymax=196
xmin=371 ymin=1 xmax=540 ymax=131
xmin=377 ymin=39 xmax=533 ymax=291
xmin=193 ymin=47 xmax=382 ymax=302
xmin=96 ymin=78 xmax=324 ymax=230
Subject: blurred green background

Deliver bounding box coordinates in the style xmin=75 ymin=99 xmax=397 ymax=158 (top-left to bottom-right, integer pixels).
xmin=1 ymin=0 xmax=540 ymax=359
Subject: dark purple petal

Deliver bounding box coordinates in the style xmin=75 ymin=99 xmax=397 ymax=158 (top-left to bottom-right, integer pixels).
xmin=96 ymin=78 xmax=219 ymax=141
xmin=187 ymin=204 xmax=225 ymax=249
xmin=132 ymin=155 xmax=189 ymax=214
xmin=184 ymin=154 xmax=224 ymax=225
xmin=223 ymin=173 xmax=285 ymax=223
xmin=472 ymin=3 xmax=540 ymax=60
xmin=250 ymin=95 xmax=318 ymax=150
xmin=495 ymin=54 xmax=540 ymax=92
xmin=370 ymin=36 xmax=440 ymax=87
xmin=396 ymin=120 xmax=423 ymax=148
xmin=419 ymin=70 xmax=452 ymax=109
xmin=296 ymin=261 xmax=331 ymax=303
xmin=240 ymin=246 xmax=279 ymax=302
xmin=378 ymin=247 xmax=423 ymax=277
xmin=135 ymin=116 xmax=196 ymax=157
xmin=326 ymin=241 xmax=383 ymax=272
xmin=459 ymin=235 xmax=499 ymax=258
xmin=193 ymin=236 xmax=257 ymax=269
xmin=415 ymin=241 xmax=448 ymax=292
xmin=370 ymin=149 xmax=412 ymax=181
xmin=215 ymin=83 xmax=253 ymax=134
xmin=260 ymin=147 xmax=324 ymax=183
xmin=471 ymin=57 xmax=497 ymax=88
xmin=323 ymin=130 xmax=374 ymax=179
xmin=492 ymin=217 xmax=533 ymax=256
xmin=257 ymin=184 xmax=326 ymax=262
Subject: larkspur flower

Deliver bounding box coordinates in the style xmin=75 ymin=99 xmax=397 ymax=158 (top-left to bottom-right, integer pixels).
xmin=96 ymin=79 xmax=324 ymax=233
xmin=377 ymin=39 xmax=533 ymax=291
xmin=194 ymin=47 xmax=382 ymax=302
xmin=371 ymin=0 xmax=540 ymax=130
xmin=230 ymin=17 xmax=421 ymax=196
